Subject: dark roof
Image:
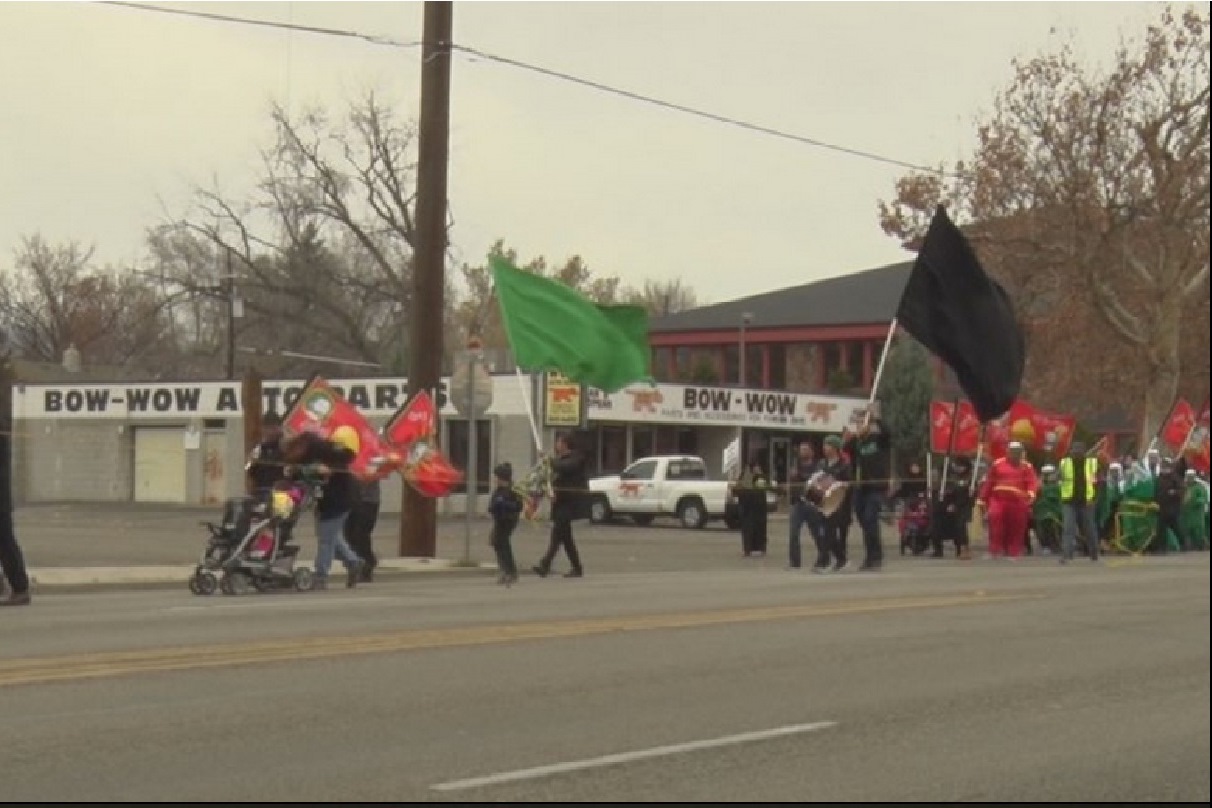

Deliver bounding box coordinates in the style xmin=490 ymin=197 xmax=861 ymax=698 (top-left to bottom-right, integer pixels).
xmin=651 ymin=261 xmax=912 ymax=333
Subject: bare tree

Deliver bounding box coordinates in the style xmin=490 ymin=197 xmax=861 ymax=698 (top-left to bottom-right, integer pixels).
xmin=0 ymin=235 xmax=176 ymax=371
xmin=879 ymin=6 xmax=1210 ymax=442
xmin=624 ymin=278 xmax=702 ymax=318
xmin=161 ymin=93 xmax=420 ymax=376
xmin=452 ymin=240 xmax=627 ymax=352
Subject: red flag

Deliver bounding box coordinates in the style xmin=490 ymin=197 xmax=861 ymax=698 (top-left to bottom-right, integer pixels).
xmin=930 ymin=400 xmax=981 ymax=455
xmin=983 ymin=400 xmax=1077 ymax=459
xmin=383 ymin=391 xmax=463 ymax=498
xmin=1159 ymin=398 xmax=1196 ymax=454
xmin=1183 ymin=398 xmax=1210 ymax=473
xmin=283 ymin=376 xmax=393 ymax=481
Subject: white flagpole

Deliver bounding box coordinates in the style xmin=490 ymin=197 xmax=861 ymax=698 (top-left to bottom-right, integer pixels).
xmin=864 ymin=317 xmax=898 ymax=427
xmin=925 ymin=450 xmax=934 ymax=498
xmin=969 ymin=439 xmax=985 ymax=495
xmin=515 ymin=366 xmax=544 ymax=452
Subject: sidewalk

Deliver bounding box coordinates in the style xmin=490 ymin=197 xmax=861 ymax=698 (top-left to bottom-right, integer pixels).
xmin=27 ymin=557 xmax=497 ymax=593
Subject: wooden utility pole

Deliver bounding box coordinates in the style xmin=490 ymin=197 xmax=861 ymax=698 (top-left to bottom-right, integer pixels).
xmin=401 ymin=0 xmax=454 ymax=558
xmin=240 ymin=366 xmax=263 ymax=494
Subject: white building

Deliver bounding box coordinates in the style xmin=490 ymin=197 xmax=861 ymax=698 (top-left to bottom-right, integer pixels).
xmin=9 ymin=375 xmax=867 ymax=513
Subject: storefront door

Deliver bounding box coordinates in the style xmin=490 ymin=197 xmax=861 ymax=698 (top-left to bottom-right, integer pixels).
xmin=770 ymin=436 xmax=790 ymax=487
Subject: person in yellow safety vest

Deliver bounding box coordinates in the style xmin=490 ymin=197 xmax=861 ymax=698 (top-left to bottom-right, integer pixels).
xmin=1058 ymin=441 xmax=1101 ymax=563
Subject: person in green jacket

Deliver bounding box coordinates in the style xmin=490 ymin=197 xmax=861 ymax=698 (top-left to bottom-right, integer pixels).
xmin=1033 ymin=465 xmax=1062 ymax=555
xmin=1180 ymin=470 xmax=1209 ymax=551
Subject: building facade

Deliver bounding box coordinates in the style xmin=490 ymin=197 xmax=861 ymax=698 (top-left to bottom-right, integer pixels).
xmin=10 ymin=373 xmax=870 ymax=512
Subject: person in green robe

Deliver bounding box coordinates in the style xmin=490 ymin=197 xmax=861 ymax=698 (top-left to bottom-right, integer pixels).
xmin=1097 ymin=462 xmax=1125 ymax=546
xmin=1033 ymin=464 xmax=1062 ymax=555
xmin=1116 ymin=475 xmax=1158 ymax=555
xmin=1180 ymin=470 xmax=1209 ymax=551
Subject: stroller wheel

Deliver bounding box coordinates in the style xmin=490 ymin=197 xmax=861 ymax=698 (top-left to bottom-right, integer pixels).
xmin=220 ymin=571 xmax=251 ymax=596
xmin=188 ymin=576 xmax=201 ymax=595
xmin=292 ymin=567 xmax=315 ymax=592
xmin=195 ymin=572 xmax=218 ymax=596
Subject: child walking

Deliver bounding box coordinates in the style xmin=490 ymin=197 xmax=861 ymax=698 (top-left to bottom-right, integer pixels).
xmin=488 ymin=462 xmax=523 ymax=586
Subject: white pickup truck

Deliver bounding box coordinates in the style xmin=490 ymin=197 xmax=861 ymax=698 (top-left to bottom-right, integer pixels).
xmin=588 ymin=455 xmax=777 ymax=530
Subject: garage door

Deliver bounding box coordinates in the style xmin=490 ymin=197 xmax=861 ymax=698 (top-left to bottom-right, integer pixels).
xmin=134 ymin=427 xmax=187 ymax=503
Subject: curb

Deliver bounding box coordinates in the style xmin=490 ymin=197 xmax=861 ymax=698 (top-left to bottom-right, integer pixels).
xmin=29 ymin=563 xmax=499 ymax=595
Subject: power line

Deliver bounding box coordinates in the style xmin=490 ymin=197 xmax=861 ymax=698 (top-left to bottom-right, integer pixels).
xmin=451 ymin=44 xmax=949 ymax=176
xmin=99 ymin=1 xmax=421 ymax=49
xmin=100 ymin=1 xmax=952 ymax=176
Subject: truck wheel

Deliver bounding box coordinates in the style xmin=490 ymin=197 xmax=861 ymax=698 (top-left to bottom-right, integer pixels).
xmin=589 ymin=496 xmax=612 ymax=524
xmin=677 ymin=497 xmax=708 ymax=530
xmin=631 ymin=514 xmax=654 ymax=526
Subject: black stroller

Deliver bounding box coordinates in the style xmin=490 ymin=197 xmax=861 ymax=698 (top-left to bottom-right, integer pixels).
xmin=188 ymin=484 xmax=317 ymax=596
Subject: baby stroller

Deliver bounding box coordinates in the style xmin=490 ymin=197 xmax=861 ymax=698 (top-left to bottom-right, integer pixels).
xmin=898 ymin=494 xmax=933 ymax=556
xmin=188 ymin=484 xmax=317 ymax=596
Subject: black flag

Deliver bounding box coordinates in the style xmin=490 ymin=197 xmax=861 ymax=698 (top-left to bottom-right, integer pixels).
xmin=895 ymin=206 xmax=1025 ymax=422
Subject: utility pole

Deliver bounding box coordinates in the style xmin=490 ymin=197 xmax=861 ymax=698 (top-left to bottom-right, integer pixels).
xmin=401 ymin=0 xmax=453 ymax=558
xmin=225 ymin=250 xmax=236 ymax=381
xmin=240 ymin=366 xmax=263 ymax=495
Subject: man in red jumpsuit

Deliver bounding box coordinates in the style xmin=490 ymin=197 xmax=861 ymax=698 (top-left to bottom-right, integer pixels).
xmin=977 ymin=441 xmax=1039 ymax=559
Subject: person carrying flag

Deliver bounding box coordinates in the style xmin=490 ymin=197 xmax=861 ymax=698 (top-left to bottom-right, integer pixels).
xmin=977 ymin=441 xmax=1039 ymax=559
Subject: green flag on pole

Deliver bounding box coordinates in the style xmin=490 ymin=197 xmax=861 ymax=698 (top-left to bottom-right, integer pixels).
xmin=490 ymin=256 xmax=652 ymax=393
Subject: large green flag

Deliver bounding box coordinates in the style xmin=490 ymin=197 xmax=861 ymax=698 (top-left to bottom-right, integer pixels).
xmin=490 ymin=256 xmax=651 ymax=393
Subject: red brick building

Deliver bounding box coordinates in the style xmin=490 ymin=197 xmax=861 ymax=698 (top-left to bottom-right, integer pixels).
xmin=648 ymin=261 xmax=917 ymax=395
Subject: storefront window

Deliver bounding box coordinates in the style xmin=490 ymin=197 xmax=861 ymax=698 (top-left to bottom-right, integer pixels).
xmin=632 ymin=427 xmax=655 ymax=460
xmin=723 ymin=344 xmax=740 ymax=386
xmin=600 ymin=426 xmax=627 ymax=474
xmin=845 ymin=341 xmax=866 ymax=390
xmin=652 ymin=347 xmax=674 ymax=381
xmin=746 ymin=344 xmax=764 ymax=387
xmin=446 ymin=419 xmax=492 ymax=494
xmin=768 ymin=344 xmax=787 ymax=389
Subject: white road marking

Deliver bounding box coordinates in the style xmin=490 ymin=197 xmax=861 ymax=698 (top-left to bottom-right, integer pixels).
xmin=166 ymin=596 xmax=395 ymax=613
xmin=430 ymin=721 xmax=838 ymax=792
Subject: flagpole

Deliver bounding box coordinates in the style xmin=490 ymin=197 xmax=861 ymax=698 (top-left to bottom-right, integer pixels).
xmin=938 ymin=396 xmax=962 ymax=502
xmin=514 ymin=366 xmax=544 ymax=452
xmin=969 ymin=426 xmax=986 ymax=495
xmin=861 ymin=318 xmax=899 ymax=430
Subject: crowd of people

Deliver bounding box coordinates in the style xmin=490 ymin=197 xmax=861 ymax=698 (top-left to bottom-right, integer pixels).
xmin=730 ymin=419 xmax=1210 ymax=572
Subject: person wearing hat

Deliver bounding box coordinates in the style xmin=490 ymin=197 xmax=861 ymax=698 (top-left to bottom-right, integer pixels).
xmin=842 ymin=406 xmax=894 ymax=572
xmin=1033 ymin=464 xmax=1062 ymax=555
xmin=977 ymin=440 xmax=1039 ymax=559
xmin=488 ymin=462 xmax=524 ymax=585
xmin=1097 ymin=461 xmax=1126 ymax=548
xmin=246 ymin=411 xmax=287 ymax=496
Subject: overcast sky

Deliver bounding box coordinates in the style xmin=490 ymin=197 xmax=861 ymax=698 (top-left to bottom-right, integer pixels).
xmin=0 ymin=0 xmax=1177 ymax=303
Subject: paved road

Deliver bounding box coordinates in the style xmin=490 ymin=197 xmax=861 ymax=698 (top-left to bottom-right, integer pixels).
xmin=1 ymin=554 xmax=1207 ymax=802
xmin=17 ymin=502 xmax=917 ymax=571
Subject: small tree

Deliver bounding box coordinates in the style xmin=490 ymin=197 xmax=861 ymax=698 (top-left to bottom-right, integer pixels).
xmin=876 ymin=335 xmax=934 ymax=463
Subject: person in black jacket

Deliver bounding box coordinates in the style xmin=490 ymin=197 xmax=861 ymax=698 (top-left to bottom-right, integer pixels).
xmin=246 ymin=411 xmax=287 ymax=495
xmin=345 ymin=477 xmax=381 ymax=582
xmin=0 ymin=425 xmax=31 ymax=607
xmin=1153 ymin=457 xmax=1183 ymax=555
xmin=534 ymin=432 xmax=588 ymax=578
xmin=814 ymin=436 xmax=853 ymax=572
xmin=283 ymin=432 xmax=364 ymax=589
xmin=488 ymin=462 xmax=523 ymax=586
xmin=843 ymin=411 xmax=894 ymax=571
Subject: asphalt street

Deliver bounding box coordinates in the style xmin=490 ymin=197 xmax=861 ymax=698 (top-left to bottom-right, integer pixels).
xmin=18 ymin=502 xmax=913 ymax=572
xmin=0 ymin=552 xmax=1207 ymax=802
